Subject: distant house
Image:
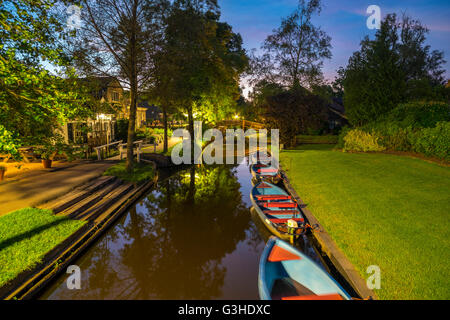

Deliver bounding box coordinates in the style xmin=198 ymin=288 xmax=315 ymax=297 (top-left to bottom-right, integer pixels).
xmin=120 ymin=94 xmax=149 ymax=129
xmin=327 ymin=97 xmax=348 ymax=131
xmin=138 ymin=101 xmax=162 ymax=123
xmin=61 ymin=77 xmax=123 ymax=146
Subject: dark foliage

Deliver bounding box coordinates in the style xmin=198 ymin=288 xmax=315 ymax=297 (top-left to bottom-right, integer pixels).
xmin=262 ymin=87 xmax=328 ymax=147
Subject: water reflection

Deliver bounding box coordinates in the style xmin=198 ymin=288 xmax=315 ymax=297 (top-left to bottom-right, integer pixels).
xmin=41 ymin=161 xmax=266 ymax=300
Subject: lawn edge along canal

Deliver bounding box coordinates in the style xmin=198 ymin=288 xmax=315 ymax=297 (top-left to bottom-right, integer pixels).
xmin=280 ymin=144 xmax=450 ymax=300
xmin=0 ymin=161 xmax=158 ymax=300
xmin=279 ymin=169 xmax=376 ymax=300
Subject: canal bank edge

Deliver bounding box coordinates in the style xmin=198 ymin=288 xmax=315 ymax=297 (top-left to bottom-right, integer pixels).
xmin=0 ymin=161 xmax=159 ymax=300
xmin=279 ymin=167 xmax=378 ymax=300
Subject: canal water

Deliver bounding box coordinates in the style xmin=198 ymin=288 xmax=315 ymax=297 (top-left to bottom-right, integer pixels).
xmin=39 ymin=157 xmax=326 ymax=300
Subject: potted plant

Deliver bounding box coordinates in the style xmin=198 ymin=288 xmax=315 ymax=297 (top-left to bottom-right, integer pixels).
xmin=36 ymin=144 xmax=57 ymax=168
xmin=0 ymin=165 xmax=6 ymax=181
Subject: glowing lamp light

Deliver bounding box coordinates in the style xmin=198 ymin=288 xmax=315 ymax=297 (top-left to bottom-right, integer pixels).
xmin=97 ymin=113 xmax=110 ymax=120
xmin=234 ymin=114 xmax=240 ymax=119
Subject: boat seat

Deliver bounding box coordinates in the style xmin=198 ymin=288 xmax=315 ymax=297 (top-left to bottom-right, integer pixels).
xmin=261 ymin=202 xmax=297 ymax=208
xmin=253 ymin=164 xmax=269 ymax=168
xmin=256 ymin=182 xmax=272 ymax=188
xmin=257 ymin=169 xmax=278 ymax=173
xmin=271 ymin=278 xmax=315 ymax=300
xmin=255 ymin=195 xmax=291 ymax=200
xmin=263 ymin=210 xmax=298 ymax=215
xmin=269 ymin=218 xmax=304 ymax=224
xmin=282 ymin=293 xmax=344 ymax=300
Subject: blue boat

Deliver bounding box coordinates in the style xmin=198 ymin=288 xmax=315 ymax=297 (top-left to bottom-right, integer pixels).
xmin=259 ymin=237 xmax=352 ymax=300
xmin=250 ymin=181 xmax=305 ymax=241
xmin=250 ymin=163 xmax=280 ymax=183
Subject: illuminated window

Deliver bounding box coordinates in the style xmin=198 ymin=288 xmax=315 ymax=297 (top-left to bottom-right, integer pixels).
xmin=112 ymin=91 xmax=120 ymax=102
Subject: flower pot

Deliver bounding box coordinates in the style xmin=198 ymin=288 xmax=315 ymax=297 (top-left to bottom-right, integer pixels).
xmin=0 ymin=170 xmax=5 ymax=182
xmin=42 ymin=159 xmax=52 ymax=169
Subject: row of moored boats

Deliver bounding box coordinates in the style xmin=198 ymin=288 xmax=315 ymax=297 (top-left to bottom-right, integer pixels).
xmin=249 ymin=152 xmax=352 ymax=300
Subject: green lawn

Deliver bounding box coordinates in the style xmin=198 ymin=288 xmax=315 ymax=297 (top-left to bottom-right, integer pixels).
xmin=0 ymin=208 xmax=85 ymax=287
xmin=103 ymin=161 xmax=155 ymax=183
xmin=281 ymin=144 xmax=450 ymax=300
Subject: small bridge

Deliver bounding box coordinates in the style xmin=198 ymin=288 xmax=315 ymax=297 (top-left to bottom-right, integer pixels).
xmin=216 ymin=120 xmax=265 ymax=130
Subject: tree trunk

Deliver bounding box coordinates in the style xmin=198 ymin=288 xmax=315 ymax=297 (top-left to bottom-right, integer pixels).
xmin=126 ymin=4 xmax=138 ymax=173
xmin=163 ymin=107 xmax=168 ymax=153
xmin=187 ymin=106 xmax=194 ymax=160
xmin=126 ymin=1 xmax=138 ymax=173
xmin=126 ymin=83 xmax=137 ymax=172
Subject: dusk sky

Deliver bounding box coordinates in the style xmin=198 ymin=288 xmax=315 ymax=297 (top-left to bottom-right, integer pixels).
xmin=219 ymin=0 xmax=450 ymax=83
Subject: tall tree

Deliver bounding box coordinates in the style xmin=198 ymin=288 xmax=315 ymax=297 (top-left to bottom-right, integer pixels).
xmin=0 ymin=0 xmax=89 ymax=159
xmin=157 ymin=0 xmax=247 ymax=156
xmin=262 ymin=87 xmax=328 ymax=147
xmin=342 ymin=13 xmax=446 ymax=125
xmin=252 ymin=0 xmax=331 ymax=89
xmin=67 ymin=0 xmax=164 ymax=171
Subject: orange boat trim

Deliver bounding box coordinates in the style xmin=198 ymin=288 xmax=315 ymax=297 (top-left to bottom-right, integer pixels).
xmin=282 ymin=293 xmax=344 ymax=300
xmin=267 ymin=245 xmax=302 ymax=262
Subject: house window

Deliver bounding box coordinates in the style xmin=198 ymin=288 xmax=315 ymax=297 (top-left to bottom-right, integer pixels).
xmin=112 ymin=91 xmax=120 ymax=102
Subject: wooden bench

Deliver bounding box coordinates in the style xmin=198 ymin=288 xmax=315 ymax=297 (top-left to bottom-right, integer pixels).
xmin=1 ymin=147 xmax=38 ymax=163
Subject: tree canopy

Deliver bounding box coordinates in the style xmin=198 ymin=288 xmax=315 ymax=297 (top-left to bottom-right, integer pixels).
xmin=0 ymin=0 xmax=89 ymax=158
xmin=262 ymin=86 xmax=328 ymax=147
xmin=66 ymin=0 xmax=168 ymax=171
xmin=250 ymin=0 xmax=331 ymax=89
xmin=151 ymin=0 xmax=248 ymax=154
xmin=341 ymin=13 xmax=447 ymax=126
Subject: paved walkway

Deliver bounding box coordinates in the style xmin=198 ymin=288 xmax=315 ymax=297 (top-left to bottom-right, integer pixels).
xmin=0 ymin=161 xmax=117 ymax=216
xmin=0 ymin=137 xmax=181 ymax=217
xmin=143 ymin=136 xmax=182 ymax=154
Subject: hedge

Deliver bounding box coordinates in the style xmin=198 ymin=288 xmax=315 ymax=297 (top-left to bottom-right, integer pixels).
xmin=339 ymin=102 xmax=450 ymax=161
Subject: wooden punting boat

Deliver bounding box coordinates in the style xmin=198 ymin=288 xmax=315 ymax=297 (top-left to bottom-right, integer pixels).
xmin=250 ymin=163 xmax=279 ymax=183
xmin=250 ymin=181 xmax=305 ymax=241
xmin=249 ymin=151 xmax=271 ymax=164
xmin=259 ymin=237 xmax=352 ymax=300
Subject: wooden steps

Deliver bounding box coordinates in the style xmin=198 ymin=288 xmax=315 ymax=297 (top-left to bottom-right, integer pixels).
xmin=71 ymin=183 xmax=134 ymax=221
xmin=1 ymin=163 xmax=158 ymax=300
xmin=42 ymin=175 xmax=137 ymax=223
xmin=55 ymin=179 xmax=123 ymax=218
xmin=93 ymin=186 xmax=140 ymax=224
xmin=41 ymin=176 xmax=117 ymax=213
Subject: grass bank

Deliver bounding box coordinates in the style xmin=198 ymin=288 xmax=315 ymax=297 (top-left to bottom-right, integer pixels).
xmin=0 ymin=208 xmax=85 ymax=287
xmin=281 ymin=144 xmax=450 ymax=300
xmin=103 ymin=161 xmax=155 ymax=184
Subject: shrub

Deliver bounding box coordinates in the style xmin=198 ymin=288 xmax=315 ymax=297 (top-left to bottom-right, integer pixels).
xmin=367 ymin=123 xmax=414 ymax=151
xmin=136 ymin=127 xmax=156 ymax=143
xmin=382 ymin=101 xmax=450 ymax=129
xmin=343 ymin=129 xmax=385 ymax=152
xmin=337 ymin=126 xmax=351 ymax=149
xmin=359 ymin=101 xmax=449 ymax=153
xmin=150 ymin=127 xmax=173 ymax=137
xmin=410 ymin=122 xmax=450 ymax=161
